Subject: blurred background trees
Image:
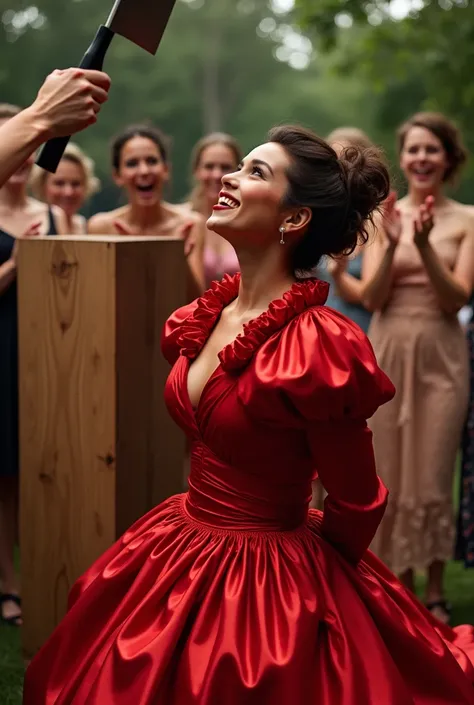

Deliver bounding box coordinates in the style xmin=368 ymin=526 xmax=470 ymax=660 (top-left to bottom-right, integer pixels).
xmin=1 ymin=0 xmax=473 ymax=210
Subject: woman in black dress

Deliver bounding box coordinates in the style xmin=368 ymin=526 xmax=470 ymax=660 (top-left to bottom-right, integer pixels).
xmin=0 ymin=103 xmax=65 ymax=625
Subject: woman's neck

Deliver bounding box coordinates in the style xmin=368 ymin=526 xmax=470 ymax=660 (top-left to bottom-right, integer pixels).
xmin=0 ymin=184 xmax=28 ymax=210
xmin=406 ymin=186 xmax=446 ymax=208
xmin=128 ymin=201 xmax=164 ymax=228
xmin=232 ymin=244 xmax=295 ymax=316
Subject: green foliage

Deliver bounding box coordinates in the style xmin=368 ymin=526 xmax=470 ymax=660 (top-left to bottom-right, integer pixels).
xmin=0 ymin=0 xmax=385 ymax=210
xmin=294 ymin=0 xmax=474 ymax=200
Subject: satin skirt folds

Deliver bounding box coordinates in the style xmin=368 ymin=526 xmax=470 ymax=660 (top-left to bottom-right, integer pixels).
xmin=24 ymin=494 xmax=474 ymax=705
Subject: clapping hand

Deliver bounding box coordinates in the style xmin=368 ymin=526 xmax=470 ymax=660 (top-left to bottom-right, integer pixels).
xmin=413 ymin=195 xmax=435 ymax=249
xmin=382 ymin=191 xmax=402 ymax=247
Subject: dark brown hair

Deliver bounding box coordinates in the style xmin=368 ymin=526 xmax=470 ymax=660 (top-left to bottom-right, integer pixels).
xmin=397 ymin=112 xmax=467 ymax=183
xmin=0 ymin=103 xmax=21 ymax=120
xmin=189 ymin=132 xmax=242 ymax=213
xmin=111 ymin=124 xmax=170 ymax=171
xmin=268 ymin=125 xmax=390 ymax=272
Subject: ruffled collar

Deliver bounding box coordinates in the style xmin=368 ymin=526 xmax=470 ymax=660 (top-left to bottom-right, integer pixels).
xmin=177 ymin=273 xmax=329 ymax=371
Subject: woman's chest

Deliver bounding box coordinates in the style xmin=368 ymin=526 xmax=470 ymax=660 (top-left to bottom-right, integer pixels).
xmin=0 ymin=204 xmax=48 ymax=236
xmin=395 ymin=218 xmax=464 ymax=276
xmin=186 ymin=318 xmax=247 ymax=409
xmin=165 ymin=356 xmax=308 ymax=471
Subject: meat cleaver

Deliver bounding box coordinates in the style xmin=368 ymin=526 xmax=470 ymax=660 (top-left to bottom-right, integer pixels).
xmin=36 ymin=0 xmax=177 ymax=173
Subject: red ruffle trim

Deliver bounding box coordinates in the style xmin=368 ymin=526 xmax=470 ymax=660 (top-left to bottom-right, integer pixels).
xmin=177 ymin=273 xmax=329 ymax=371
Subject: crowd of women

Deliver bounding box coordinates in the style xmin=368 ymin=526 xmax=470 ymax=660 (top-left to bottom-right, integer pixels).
xmin=0 ymin=103 xmax=473 ymax=629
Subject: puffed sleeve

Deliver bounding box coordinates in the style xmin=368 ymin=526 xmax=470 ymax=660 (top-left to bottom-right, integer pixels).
xmin=243 ymin=306 xmax=395 ymax=564
xmin=161 ymin=301 xmax=198 ymax=365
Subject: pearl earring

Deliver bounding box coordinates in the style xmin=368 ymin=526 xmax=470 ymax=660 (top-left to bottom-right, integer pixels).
xmin=279 ymin=226 xmax=285 ymax=245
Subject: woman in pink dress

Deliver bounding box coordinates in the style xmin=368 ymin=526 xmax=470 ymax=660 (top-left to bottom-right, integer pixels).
xmin=24 ymin=125 xmax=474 ymax=705
xmin=185 ymin=133 xmax=242 ymax=286
xmin=364 ymin=112 xmax=474 ymax=624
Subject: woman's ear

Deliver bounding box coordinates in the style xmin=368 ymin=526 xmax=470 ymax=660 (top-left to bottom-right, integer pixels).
xmin=283 ymin=207 xmax=312 ymax=234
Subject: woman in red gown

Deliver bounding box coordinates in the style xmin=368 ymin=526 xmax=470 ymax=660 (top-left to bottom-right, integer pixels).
xmin=24 ymin=125 xmax=474 ymax=704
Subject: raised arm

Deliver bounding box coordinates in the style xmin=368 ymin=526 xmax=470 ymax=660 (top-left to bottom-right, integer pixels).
xmin=361 ymin=195 xmax=400 ymax=312
xmin=184 ymin=216 xmax=206 ymax=297
xmin=327 ymin=257 xmax=365 ymax=304
xmin=309 ymin=420 xmax=387 ymax=564
xmin=0 ymin=68 xmax=110 ymax=188
xmin=413 ymin=197 xmax=474 ymax=315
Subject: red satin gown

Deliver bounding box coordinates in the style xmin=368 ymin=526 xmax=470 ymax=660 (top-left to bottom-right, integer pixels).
xmin=24 ymin=274 xmax=474 ymax=704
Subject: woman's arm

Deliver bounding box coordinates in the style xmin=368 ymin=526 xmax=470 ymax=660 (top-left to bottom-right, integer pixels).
xmin=361 ymin=200 xmax=401 ymax=312
xmin=186 ymin=217 xmax=206 ymax=296
xmin=414 ymin=200 xmax=474 ymax=314
xmin=308 ymin=420 xmax=388 ymax=564
xmin=328 ymin=258 xmax=364 ymax=305
xmin=417 ymin=238 xmax=473 ymax=314
xmin=0 ymin=258 xmax=16 ymax=297
xmin=362 ymin=239 xmax=398 ymax=312
xmin=0 ymin=68 xmax=110 ymax=188
xmin=411 ymin=197 xmax=473 ymax=315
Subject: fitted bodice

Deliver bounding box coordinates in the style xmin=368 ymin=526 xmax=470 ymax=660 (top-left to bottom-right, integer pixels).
xmin=166 ymin=356 xmax=314 ymax=530
xmin=163 ymin=275 xmax=394 ymax=533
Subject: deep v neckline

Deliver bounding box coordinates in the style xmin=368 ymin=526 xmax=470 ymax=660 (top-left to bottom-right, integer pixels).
xmin=185 ymin=357 xmax=223 ymax=417
xmin=177 ymin=274 xmax=330 ymax=384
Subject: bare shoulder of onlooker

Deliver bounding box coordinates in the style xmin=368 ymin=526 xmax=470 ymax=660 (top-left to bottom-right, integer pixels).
xmin=87 ymin=210 xmax=117 ymax=235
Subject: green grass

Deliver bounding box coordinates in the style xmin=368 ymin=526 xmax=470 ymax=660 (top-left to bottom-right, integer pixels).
xmin=0 ymin=562 xmax=472 ymax=704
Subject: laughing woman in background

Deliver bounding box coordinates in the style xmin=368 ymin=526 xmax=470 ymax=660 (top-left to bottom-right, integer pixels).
xmin=364 ymin=112 xmax=474 ymax=623
xmin=88 ymin=124 xmax=206 ymax=296
xmin=30 ymin=142 xmax=100 ymax=234
xmin=184 ymin=133 xmax=242 ymax=287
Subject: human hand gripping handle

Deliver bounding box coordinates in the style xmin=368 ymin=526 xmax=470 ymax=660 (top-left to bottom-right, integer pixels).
xmin=36 ymin=25 xmax=115 ymax=173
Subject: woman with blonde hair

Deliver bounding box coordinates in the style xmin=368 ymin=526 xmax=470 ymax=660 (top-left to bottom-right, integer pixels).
xmin=185 ymin=132 xmax=242 ymax=287
xmin=30 ymin=142 xmax=100 ymax=234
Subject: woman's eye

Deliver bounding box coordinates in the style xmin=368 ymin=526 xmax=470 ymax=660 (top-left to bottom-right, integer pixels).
xmin=251 ymin=166 xmax=264 ymax=177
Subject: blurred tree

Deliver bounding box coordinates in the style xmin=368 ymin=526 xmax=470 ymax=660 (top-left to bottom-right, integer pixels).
xmin=294 ymin=0 xmax=474 ymax=201
xmin=1 ymin=0 xmax=439 ymax=211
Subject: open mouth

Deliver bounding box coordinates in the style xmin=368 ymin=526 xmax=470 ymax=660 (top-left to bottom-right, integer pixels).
xmin=411 ymin=166 xmax=435 ymax=177
xmin=136 ymin=184 xmax=155 ymax=193
xmin=216 ymin=192 xmax=240 ymax=209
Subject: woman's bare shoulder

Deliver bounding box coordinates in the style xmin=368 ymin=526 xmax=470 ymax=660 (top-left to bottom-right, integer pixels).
xmin=166 ymin=202 xmax=205 ymax=226
xmin=87 ymin=207 xmax=127 ymax=234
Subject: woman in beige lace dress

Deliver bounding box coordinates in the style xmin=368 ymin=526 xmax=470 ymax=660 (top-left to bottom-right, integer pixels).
xmin=363 ymin=112 xmax=474 ymax=623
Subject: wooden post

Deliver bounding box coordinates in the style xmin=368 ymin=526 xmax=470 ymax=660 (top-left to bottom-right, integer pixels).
xmin=17 ymin=235 xmax=187 ymax=659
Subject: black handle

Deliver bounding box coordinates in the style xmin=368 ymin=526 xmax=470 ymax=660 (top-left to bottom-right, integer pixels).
xmin=36 ymin=25 xmax=115 ymax=173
